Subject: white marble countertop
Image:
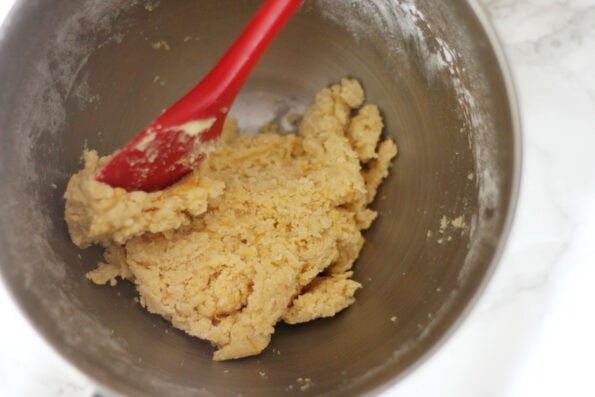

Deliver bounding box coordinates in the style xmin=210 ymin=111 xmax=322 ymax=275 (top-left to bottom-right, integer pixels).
xmin=1 ymin=0 xmax=595 ymax=396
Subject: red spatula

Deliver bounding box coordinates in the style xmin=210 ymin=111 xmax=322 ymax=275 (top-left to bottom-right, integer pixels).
xmin=97 ymin=0 xmax=304 ymax=192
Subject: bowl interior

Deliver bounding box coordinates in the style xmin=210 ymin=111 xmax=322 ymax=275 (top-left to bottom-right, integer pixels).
xmin=0 ymin=0 xmax=518 ymax=396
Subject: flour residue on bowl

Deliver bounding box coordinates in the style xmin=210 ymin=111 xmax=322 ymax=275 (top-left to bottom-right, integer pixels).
xmin=315 ymin=0 xmax=508 ymax=384
xmin=8 ymin=0 xmax=147 ymax=381
xmin=317 ymin=0 xmax=503 ymax=280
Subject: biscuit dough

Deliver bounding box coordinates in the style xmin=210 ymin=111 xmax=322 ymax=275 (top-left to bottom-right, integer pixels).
xmin=64 ymin=79 xmax=397 ymax=361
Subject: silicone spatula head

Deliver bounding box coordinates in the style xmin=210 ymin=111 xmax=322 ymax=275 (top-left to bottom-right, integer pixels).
xmin=97 ymin=0 xmax=304 ymax=192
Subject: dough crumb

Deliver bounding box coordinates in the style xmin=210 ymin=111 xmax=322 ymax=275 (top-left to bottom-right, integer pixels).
xmin=144 ymin=1 xmax=159 ymax=12
xmin=297 ymin=377 xmax=313 ymax=391
xmin=65 ymin=78 xmax=397 ymax=361
xmin=151 ymin=39 xmax=170 ymax=51
xmin=435 ymin=214 xmax=467 ymax=244
xmin=451 ymin=215 xmax=466 ymax=229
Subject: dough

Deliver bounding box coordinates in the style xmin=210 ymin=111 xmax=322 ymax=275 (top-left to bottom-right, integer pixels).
xmin=64 ymin=78 xmax=397 ymax=361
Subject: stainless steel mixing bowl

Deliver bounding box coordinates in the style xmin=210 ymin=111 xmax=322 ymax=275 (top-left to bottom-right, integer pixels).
xmin=0 ymin=0 xmax=520 ymax=395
